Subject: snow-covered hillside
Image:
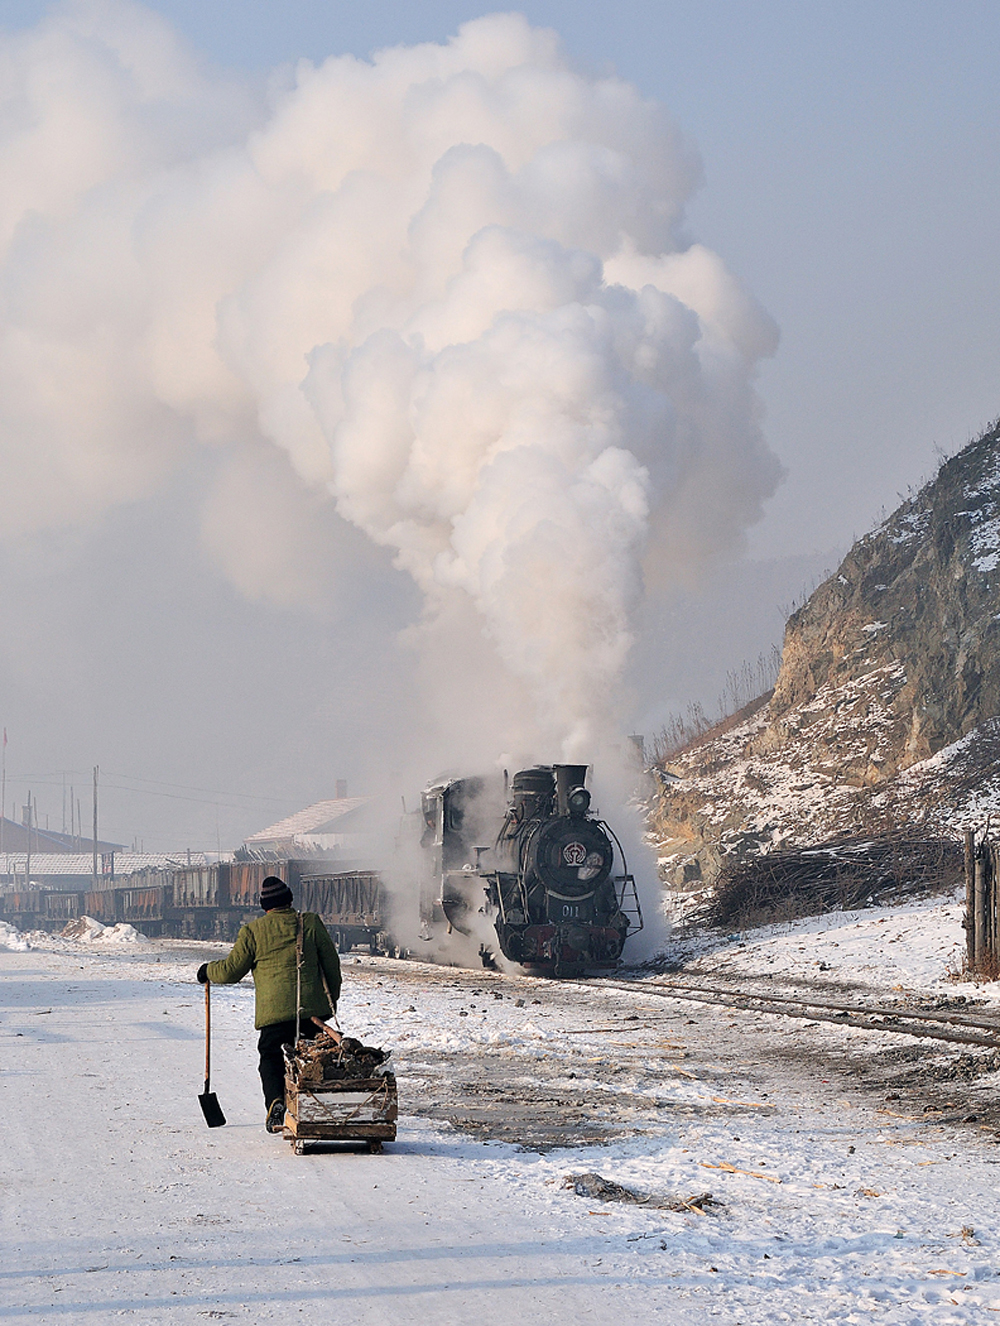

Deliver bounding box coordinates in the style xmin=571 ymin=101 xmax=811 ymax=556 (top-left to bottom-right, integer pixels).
xmin=651 ymin=419 xmax=1000 ymax=890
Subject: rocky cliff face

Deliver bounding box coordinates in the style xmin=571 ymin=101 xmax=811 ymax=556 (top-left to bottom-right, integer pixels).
xmin=651 ymin=419 xmax=1000 ymax=888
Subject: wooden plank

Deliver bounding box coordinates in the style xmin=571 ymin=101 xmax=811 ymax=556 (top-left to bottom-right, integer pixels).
xmin=975 ymin=848 xmax=987 ymax=972
xmin=286 ymin=1126 xmax=396 ymax=1142
xmin=992 ymin=843 xmax=1000 ymax=971
xmin=296 ymin=1096 xmax=397 ymax=1125
xmin=290 ymin=1076 xmax=391 ymax=1093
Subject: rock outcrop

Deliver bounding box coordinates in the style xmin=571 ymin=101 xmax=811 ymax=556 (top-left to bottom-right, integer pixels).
xmin=651 ymin=418 xmax=1000 ymax=888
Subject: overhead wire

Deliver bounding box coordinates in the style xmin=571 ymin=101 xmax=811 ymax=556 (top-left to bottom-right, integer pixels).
xmin=1 ymin=769 xmax=302 ymax=811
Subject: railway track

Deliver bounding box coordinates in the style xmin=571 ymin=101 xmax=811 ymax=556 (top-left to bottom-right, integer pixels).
xmin=581 ymin=976 xmax=1000 ymax=1051
xmin=357 ymin=953 xmax=1000 ymax=1052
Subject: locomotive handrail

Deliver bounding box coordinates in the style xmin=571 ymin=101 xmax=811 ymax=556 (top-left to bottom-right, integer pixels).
xmin=595 ymin=818 xmax=629 ymax=875
xmin=613 ymin=872 xmax=644 ymax=933
xmin=594 ymin=820 xmax=644 ymax=934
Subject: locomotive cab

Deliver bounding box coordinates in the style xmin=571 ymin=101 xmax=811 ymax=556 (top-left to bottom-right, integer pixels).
xmin=421 ymin=775 xmax=502 ymax=934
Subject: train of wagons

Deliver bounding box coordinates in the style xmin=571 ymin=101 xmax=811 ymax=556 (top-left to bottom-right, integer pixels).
xmin=0 ymin=763 xmax=643 ymax=975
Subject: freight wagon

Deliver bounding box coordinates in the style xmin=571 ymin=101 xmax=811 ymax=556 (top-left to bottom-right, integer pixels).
xmin=0 ymin=888 xmax=92 ymax=930
xmin=0 ymin=861 xmax=389 ymax=948
xmin=0 ymin=891 xmax=46 ymax=930
xmin=297 ymin=870 xmax=384 ymax=953
xmin=43 ymin=892 xmax=84 ymax=922
xmin=84 ymin=889 xmax=119 ymax=925
xmin=225 ymin=860 xmax=291 ymax=911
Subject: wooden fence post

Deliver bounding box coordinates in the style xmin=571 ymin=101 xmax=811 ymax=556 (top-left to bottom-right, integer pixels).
xmin=992 ymin=842 xmax=1000 ymax=975
xmin=975 ymin=842 xmax=988 ymax=973
xmin=965 ymin=829 xmax=976 ymax=971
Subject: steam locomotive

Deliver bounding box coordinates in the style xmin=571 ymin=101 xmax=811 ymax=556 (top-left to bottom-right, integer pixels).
xmin=0 ymin=764 xmax=642 ymax=976
xmin=421 ymin=763 xmax=643 ymax=975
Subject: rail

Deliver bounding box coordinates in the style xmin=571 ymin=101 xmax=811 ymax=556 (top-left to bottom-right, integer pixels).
xmin=577 ymin=976 xmax=1000 ymax=1051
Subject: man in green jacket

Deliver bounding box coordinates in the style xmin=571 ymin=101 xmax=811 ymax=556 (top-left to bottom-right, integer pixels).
xmin=196 ymin=875 xmax=342 ymax=1133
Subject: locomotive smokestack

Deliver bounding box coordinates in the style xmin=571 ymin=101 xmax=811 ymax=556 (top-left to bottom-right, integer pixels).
xmin=553 ymin=764 xmax=589 ymax=818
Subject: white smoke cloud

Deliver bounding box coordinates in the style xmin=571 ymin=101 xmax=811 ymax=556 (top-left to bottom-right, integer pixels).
xmin=0 ymin=1 xmax=781 ymax=759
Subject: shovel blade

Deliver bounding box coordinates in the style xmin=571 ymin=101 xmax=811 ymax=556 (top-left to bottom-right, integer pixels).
xmin=199 ymin=1091 xmax=226 ymax=1128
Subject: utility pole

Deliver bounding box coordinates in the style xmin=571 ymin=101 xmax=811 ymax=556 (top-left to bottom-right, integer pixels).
xmin=92 ymin=765 xmax=99 ymax=889
xmin=25 ymin=792 xmax=32 ymax=887
xmin=0 ymin=727 xmax=6 ymax=857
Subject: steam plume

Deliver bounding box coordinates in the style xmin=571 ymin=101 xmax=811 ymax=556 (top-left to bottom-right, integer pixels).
xmin=0 ymin=2 xmax=781 ymax=761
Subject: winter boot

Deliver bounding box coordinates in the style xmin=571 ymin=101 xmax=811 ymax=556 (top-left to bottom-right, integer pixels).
xmin=265 ymin=1099 xmax=285 ymax=1134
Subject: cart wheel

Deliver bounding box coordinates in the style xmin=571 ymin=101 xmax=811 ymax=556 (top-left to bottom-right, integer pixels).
xmin=366 ymin=1139 xmax=383 ymax=1154
xmin=293 ymin=1140 xmax=306 ymax=1156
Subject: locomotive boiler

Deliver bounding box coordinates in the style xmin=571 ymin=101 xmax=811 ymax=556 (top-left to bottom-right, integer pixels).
xmin=422 ymin=763 xmax=643 ymax=974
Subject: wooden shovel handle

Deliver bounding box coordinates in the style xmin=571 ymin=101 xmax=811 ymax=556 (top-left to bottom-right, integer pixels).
xmin=204 ymin=980 xmax=211 ymax=1091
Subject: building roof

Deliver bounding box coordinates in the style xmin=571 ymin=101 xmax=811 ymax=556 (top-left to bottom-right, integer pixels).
xmin=245 ymin=798 xmax=371 ymax=844
xmin=0 ymin=851 xmax=222 ymax=883
xmin=0 ymin=818 xmax=124 ymax=855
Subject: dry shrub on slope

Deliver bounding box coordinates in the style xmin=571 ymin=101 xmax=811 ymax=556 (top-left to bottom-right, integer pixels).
xmin=692 ymin=827 xmax=964 ymax=932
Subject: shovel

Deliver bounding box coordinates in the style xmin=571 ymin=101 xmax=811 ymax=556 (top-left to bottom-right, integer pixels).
xmin=199 ymin=981 xmax=226 ymax=1128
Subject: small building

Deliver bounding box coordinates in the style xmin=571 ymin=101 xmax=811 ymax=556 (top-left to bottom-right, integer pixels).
xmin=242 ymin=796 xmax=376 ymax=862
xmin=0 ymin=817 xmax=123 ymax=856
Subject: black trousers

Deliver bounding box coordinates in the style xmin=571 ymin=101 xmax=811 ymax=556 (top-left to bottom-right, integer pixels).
xmin=257 ymin=1019 xmax=318 ymax=1108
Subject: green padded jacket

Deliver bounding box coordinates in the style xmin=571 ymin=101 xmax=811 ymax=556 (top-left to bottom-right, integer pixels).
xmin=205 ymin=907 xmax=342 ymax=1029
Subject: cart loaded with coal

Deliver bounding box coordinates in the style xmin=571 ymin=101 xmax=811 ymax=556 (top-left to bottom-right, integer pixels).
xmin=279 ymin=902 xmax=397 ymax=1155
xmin=281 ymin=1030 xmax=397 ymax=1155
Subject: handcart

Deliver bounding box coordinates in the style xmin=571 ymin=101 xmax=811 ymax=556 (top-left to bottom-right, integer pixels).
xmin=281 ymin=912 xmax=397 ymax=1155
xmin=282 ymin=1040 xmax=397 ymax=1155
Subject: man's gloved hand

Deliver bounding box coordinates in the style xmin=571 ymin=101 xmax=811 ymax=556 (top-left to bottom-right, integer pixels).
xmin=196 ymin=964 xmax=209 ymax=985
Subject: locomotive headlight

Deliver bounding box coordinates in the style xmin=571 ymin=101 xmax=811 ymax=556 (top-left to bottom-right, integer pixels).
xmin=567 ymin=786 xmax=590 ymax=817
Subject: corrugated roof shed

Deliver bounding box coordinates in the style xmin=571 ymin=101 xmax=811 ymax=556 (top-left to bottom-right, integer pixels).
xmin=0 ymin=851 xmax=220 ymax=882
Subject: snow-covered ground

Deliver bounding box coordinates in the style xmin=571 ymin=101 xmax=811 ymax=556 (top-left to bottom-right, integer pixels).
xmin=676 ymin=887 xmax=985 ymax=997
xmin=3 ymin=908 xmax=1000 ymax=1323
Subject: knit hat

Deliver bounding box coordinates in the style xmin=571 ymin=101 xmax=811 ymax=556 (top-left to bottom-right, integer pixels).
xmin=259 ymin=876 xmax=293 ymax=910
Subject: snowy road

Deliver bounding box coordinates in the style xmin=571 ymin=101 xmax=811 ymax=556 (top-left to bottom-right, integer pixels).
xmin=3 ymin=926 xmax=1000 ymax=1323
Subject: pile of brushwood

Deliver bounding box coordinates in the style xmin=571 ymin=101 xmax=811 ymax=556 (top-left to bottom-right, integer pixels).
xmin=696 ymin=829 xmax=964 ymax=931
xmin=285 ymin=1035 xmax=392 ymax=1085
